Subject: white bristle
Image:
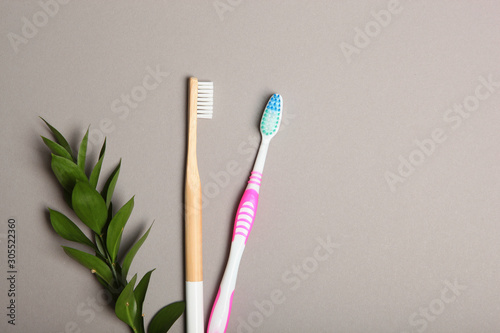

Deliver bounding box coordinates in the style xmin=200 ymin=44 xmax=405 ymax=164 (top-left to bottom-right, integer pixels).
xmin=197 ymin=81 xmax=213 ymax=119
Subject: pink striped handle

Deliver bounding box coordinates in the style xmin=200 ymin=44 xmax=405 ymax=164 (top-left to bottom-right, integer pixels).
xmin=232 ymin=172 xmax=261 ymax=243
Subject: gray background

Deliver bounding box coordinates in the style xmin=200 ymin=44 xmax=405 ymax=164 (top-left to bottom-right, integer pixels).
xmin=1 ymin=0 xmax=500 ymax=332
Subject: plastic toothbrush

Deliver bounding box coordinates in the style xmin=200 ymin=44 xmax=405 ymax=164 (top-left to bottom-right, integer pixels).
xmin=207 ymin=94 xmax=283 ymax=333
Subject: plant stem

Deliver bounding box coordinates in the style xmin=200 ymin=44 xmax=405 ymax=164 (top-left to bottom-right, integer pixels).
xmin=97 ymin=234 xmax=121 ymax=289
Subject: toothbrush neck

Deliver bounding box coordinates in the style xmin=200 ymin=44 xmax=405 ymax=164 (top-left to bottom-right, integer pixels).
xmin=252 ymin=139 xmax=270 ymax=174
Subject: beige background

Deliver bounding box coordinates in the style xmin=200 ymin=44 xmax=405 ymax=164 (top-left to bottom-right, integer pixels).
xmin=1 ymin=1 xmax=500 ymax=332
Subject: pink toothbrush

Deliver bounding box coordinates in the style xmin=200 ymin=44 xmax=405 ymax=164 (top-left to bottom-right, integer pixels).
xmin=207 ymin=94 xmax=283 ymax=333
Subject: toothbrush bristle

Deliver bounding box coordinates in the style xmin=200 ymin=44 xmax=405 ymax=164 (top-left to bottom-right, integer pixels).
xmin=197 ymin=81 xmax=213 ymax=119
xmin=260 ymin=94 xmax=282 ymax=136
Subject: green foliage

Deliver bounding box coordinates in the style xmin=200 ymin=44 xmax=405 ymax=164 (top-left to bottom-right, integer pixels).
xmin=148 ymin=302 xmax=186 ymax=333
xmin=122 ymin=223 xmax=153 ymax=280
xmin=40 ymin=117 xmax=74 ymax=159
xmin=48 ymin=208 xmax=95 ymax=249
xmin=41 ymin=119 xmax=184 ymax=333
xmin=102 ymin=160 xmax=121 ymax=208
xmin=116 ymin=275 xmax=139 ymax=329
xmin=77 ymin=128 xmax=89 ymax=172
xmin=89 ymin=139 xmax=106 ymax=189
xmin=72 ymin=181 xmax=108 ymax=234
xmin=107 ymin=197 xmax=135 ymax=262
xmin=50 ymin=154 xmax=87 ymax=192
xmin=62 ymin=246 xmax=114 ymax=285
xmin=41 ymin=136 xmax=73 ymax=160
xmin=134 ymin=269 xmax=155 ymax=332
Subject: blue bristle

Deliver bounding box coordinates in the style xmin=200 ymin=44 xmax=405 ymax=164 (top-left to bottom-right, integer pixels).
xmin=260 ymin=94 xmax=282 ymax=136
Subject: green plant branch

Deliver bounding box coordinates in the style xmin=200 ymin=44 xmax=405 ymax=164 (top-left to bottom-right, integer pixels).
xmin=40 ymin=118 xmax=185 ymax=333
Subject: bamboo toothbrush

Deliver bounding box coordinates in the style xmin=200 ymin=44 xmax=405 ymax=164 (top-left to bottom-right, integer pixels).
xmin=185 ymin=77 xmax=213 ymax=333
xmin=207 ymin=94 xmax=283 ymax=333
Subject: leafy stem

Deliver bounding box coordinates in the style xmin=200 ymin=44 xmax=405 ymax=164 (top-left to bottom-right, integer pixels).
xmin=41 ymin=118 xmax=185 ymax=333
xmin=98 ymin=234 xmax=120 ymax=286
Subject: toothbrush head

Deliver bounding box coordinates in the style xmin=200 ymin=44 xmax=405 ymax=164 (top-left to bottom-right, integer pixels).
xmin=197 ymin=81 xmax=213 ymax=119
xmin=260 ymin=93 xmax=283 ymax=138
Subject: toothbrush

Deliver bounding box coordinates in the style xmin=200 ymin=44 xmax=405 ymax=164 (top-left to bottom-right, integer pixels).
xmin=207 ymin=94 xmax=283 ymax=333
xmin=185 ymin=77 xmax=213 ymax=333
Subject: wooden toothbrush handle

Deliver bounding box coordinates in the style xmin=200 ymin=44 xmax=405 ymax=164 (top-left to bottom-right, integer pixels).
xmin=185 ymin=77 xmax=203 ymax=282
xmin=185 ymin=182 xmax=202 ymax=281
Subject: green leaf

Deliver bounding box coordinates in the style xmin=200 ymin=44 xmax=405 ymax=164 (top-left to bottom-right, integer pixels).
xmin=101 ymin=159 xmax=121 ymax=208
xmin=99 ymin=138 xmax=107 ymax=159
xmin=62 ymin=246 xmax=113 ymax=285
xmin=48 ymin=208 xmax=95 ymax=249
xmin=147 ymin=301 xmax=185 ymax=333
xmin=94 ymin=234 xmax=107 ymax=260
xmin=106 ymin=196 xmax=135 ymax=262
xmin=41 ymin=136 xmax=73 ymax=160
xmin=72 ymin=181 xmax=108 ymax=234
xmin=40 ymin=117 xmax=74 ymax=160
xmin=77 ymin=127 xmax=89 ymax=172
xmin=51 ymin=154 xmax=88 ymax=192
xmin=106 ymin=201 xmax=113 ymax=227
xmin=134 ymin=269 xmax=154 ymax=321
xmin=133 ymin=270 xmax=155 ymax=333
xmin=100 ymin=202 xmax=114 ymax=246
xmin=115 ymin=274 xmax=138 ymax=330
xmin=121 ymin=222 xmax=153 ymax=279
xmin=63 ymin=190 xmax=73 ymax=209
xmin=96 ymin=275 xmax=110 ymax=289
xmin=89 ymin=139 xmax=106 ymax=189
